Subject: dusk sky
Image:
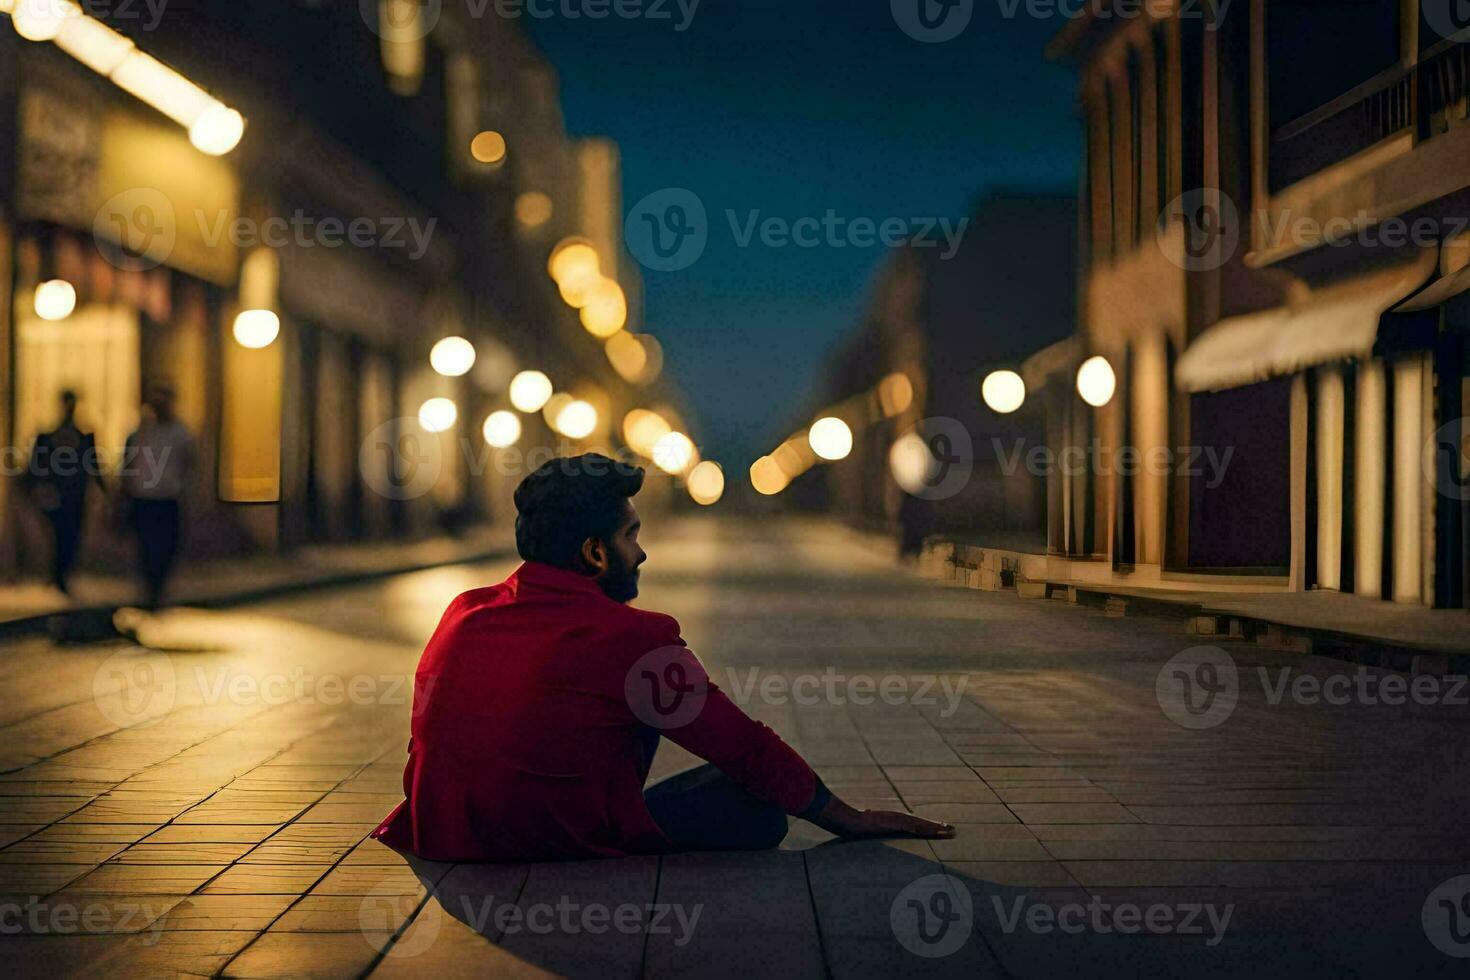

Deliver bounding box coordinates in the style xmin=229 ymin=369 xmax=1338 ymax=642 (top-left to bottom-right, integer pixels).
xmin=527 ymin=0 xmax=1080 ymax=466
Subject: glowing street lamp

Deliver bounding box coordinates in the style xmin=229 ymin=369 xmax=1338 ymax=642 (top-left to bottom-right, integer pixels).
xmin=652 ymin=431 xmax=696 ymax=475
xmin=34 ymin=279 xmax=77 ymax=320
xmin=808 ymin=416 xmax=853 ymax=461
xmin=981 ymin=370 xmax=1026 ymax=414
xmin=508 ymin=370 xmax=553 ymax=413
xmin=232 ymin=309 xmax=280 ymax=348
xmin=555 ymin=399 xmax=598 ymax=439
xmin=418 ymin=397 xmax=457 ymax=433
xmin=579 ymin=278 xmax=627 ymax=338
xmin=750 ymin=455 xmax=788 ymax=495
xmin=429 ymin=336 xmax=476 ymax=377
xmin=482 ymin=410 xmax=521 ymax=448
xmin=1076 ymin=355 xmax=1117 ymax=408
xmin=687 ymin=460 xmax=725 ymax=506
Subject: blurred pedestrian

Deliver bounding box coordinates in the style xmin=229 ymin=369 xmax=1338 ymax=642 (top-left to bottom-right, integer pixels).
xmin=25 ymin=390 xmax=105 ymax=594
xmin=123 ymin=383 xmax=195 ymax=609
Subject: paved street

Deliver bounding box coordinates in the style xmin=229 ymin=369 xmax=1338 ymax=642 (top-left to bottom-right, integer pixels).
xmin=1 ymin=516 xmax=1468 ymax=978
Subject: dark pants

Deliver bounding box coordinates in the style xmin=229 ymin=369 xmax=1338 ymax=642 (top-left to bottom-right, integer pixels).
xmin=43 ymin=500 xmax=84 ymax=593
xmin=130 ymin=499 xmax=181 ymax=609
xmin=644 ymin=763 xmax=790 ymax=852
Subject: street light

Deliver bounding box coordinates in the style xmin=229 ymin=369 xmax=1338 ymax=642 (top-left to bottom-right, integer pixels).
xmin=750 ymin=455 xmax=788 ymax=495
xmin=34 ymin=279 xmax=77 ymax=320
xmin=555 ymin=399 xmax=598 ymax=439
xmin=482 ymin=410 xmax=521 ymax=448
xmin=1076 ymin=355 xmax=1117 ymax=408
xmin=653 ymin=431 xmax=696 ymax=475
xmin=13 ymin=0 xmax=73 ymax=41
xmin=232 ymin=309 xmax=280 ymax=348
xmin=579 ymin=278 xmax=627 ymax=337
xmin=687 ymin=461 xmax=724 ymax=506
xmin=429 ymin=336 xmax=476 ymax=377
xmin=808 ymin=416 xmax=853 ymax=461
xmin=981 ymin=370 xmax=1026 ymax=414
xmin=508 ymin=370 xmax=553 ymax=413
xmin=418 ymin=397 xmax=457 ymax=433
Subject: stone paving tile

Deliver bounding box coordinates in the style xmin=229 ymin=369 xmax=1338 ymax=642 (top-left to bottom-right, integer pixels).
xmin=25 ymin=892 xmax=185 ymax=934
xmin=0 ymin=863 xmax=93 ymax=894
xmin=201 ymin=865 xmax=333 ymax=895
xmin=992 ymin=786 xmax=1119 ymax=803
xmin=0 ymin=841 xmax=129 ymax=864
xmin=310 ymin=863 xmax=449 ymax=897
xmin=149 ymin=893 xmax=297 ymax=931
xmin=892 ymin=780 xmax=1002 ymax=804
xmin=223 ymin=931 xmax=382 ymax=978
xmin=110 ymin=842 xmax=257 ymax=864
xmin=946 ymin=860 xmax=1082 ymax=888
xmin=1007 ymin=803 xmax=1139 ymax=825
xmin=142 ymin=824 xmax=282 ymax=844
xmin=66 ymin=863 xmax=227 ymax=895
xmin=100 ymin=929 xmax=259 ymax=976
xmin=912 ymin=803 xmax=1020 ymax=824
xmin=273 ymin=894 xmax=414 ymax=932
xmin=28 ymin=822 xmax=159 ymax=844
xmin=880 ymin=765 xmax=978 ymax=781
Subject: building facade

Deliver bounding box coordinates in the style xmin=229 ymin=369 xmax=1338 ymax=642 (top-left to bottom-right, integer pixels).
xmin=1046 ymin=0 xmax=1468 ymax=608
xmin=1 ymin=0 xmax=684 ymax=583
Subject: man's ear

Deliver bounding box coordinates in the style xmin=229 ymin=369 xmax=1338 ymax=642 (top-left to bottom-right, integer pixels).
xmin=579 ymin=537 xmax=609 ymax=574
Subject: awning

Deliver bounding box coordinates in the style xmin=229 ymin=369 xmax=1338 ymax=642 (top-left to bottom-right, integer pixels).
xmin=1175 ymin=250 xmax=1436 ymax=392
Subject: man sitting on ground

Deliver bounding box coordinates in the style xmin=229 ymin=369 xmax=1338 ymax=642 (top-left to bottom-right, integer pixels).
xmin=374 ymin=453 xmax=954 ymax=860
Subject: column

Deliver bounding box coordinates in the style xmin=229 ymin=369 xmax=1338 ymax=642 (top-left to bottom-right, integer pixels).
xmin=1392 ymin=355 xmax=1424 ymax=603
xmin=1314 ymin=365 xmax=1345 ymax=589
xmin=1354 ymin=359 xmax=1386 ymax=598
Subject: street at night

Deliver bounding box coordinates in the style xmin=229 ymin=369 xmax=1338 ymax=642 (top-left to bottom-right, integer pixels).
xmin=6 ymin=0 xmax=1470 ymax=976
xmin=0 ymin=517 xmax=1467 ymax=976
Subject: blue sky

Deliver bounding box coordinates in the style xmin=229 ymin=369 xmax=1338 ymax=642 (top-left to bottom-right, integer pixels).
xmin=526 ymin=0 xmax=1080 ymax=465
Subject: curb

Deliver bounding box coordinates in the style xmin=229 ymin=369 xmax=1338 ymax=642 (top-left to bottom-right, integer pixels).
xmin=0 ymin=546 xmax=515 ymax=642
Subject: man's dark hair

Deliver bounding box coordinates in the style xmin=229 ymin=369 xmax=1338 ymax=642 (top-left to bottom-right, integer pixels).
xmin=514 ymin=453 xmax=645 ymax=568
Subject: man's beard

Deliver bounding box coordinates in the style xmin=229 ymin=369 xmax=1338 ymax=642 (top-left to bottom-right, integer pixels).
xmin=598 ymin=550 xmax=640 ymax=603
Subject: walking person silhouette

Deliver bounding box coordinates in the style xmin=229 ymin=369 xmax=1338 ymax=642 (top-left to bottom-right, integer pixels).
xmin=25 ymin=390 xmax=105 ymax=595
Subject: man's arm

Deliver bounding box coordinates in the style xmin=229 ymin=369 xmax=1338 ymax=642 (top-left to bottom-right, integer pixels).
xmin=635 ymin=635 xmax=953 ymax=841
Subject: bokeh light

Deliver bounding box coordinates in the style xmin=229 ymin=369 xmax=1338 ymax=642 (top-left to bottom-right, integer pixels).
xmin=470 ymin=130 xmax=507 ymax=164
xmin=429 ymin=336 xmax=476 ymax=377
xmin=481 ymin=410 xmax=521 ymax=448
xmin=232 ymin=309 xmax=280 ymax=349
xmin=889 ymin=432 xmax=936 ymax=495
xmin=808 ymin=416 xmax=853 ymax=461
xmin=878 ymin=372 xmax=914 ymax=417
xmin=515 ymin=191 xmax=553 ymax=228
xmin=623 ymin=409 xmax=671 ymax=457
xmin=981 ymin=370 xmax=1026 ymax=414
xmin=1076 ymin=355 xmax=1117 ymax=408
xmin=189 ymin=103 xmax=245 ymax=156
xmin=555 ymin=399 xmax=598 ymax=439
xmin=34 ymin=279 xmax=77 ymax=321
xmin=750 ymin=455 xmax=789 ymax=495
xmin=417 ymin=397 xmax=457 ymax=433
xmin=687 ymin=460 xmax=725 ymax=506
xmin=579 ymin=278 xmax=628 ymax=337
xmin=508 ymin=370 xmax=553 ymax=413
xmin=653 ymin=431 xmax=697 ymax=475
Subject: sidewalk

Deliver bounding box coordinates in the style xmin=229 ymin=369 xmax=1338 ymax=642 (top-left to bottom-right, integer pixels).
xmin=919 ymin=538 xmax=1470 ymax=664
xmin=0 ymin=527 xmax=515 ymax=638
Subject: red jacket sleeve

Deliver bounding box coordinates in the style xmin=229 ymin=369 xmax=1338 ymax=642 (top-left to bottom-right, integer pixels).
xmin=625 ymin=616 xmax=818 ymax=816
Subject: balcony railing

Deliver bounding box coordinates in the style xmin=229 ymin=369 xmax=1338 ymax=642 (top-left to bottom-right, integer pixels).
xmin=1268 ymin=38 xmax=1470 ymax=194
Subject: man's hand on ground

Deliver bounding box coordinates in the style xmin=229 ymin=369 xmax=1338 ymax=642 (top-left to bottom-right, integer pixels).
xmin=813 ymin=796 xmax=956 ymax=839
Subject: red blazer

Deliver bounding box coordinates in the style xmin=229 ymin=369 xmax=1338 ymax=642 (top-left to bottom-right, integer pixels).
xmin=373 ymin=561 xmax=818 ymax=861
